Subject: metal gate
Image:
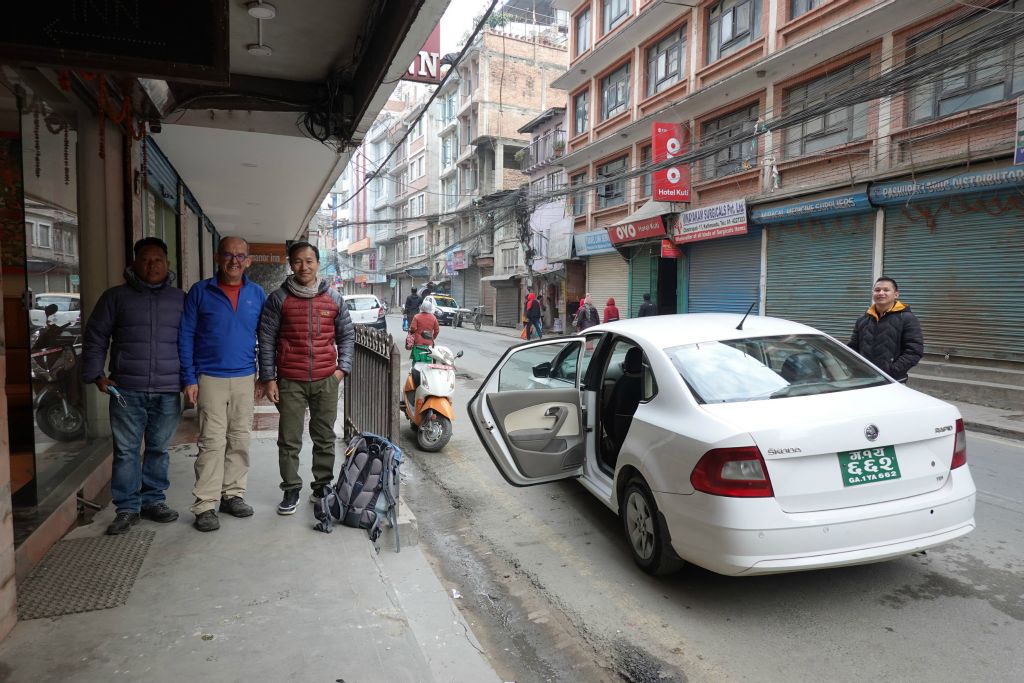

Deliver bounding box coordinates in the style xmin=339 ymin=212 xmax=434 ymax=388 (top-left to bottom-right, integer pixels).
xmin=343 ymin=326 xmax=401 ymax=442
xmin=687 ymin=228 xmax=762 ymax=314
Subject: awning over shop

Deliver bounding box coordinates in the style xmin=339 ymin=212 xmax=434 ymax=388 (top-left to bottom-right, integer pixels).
xmin=404 ymin=266 xmax=429 ymax=278
xmin=480 ymin=272 xmax=521 ymax=282
xmin=606 ymin=199 xmax=675 ymax=245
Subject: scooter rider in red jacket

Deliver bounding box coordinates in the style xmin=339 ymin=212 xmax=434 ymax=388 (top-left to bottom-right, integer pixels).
xmin=258 ymin=242 xmax=355 ymax=516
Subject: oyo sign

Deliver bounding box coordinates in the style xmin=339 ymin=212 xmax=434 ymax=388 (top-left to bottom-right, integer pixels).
xmin=405 ymin=26 xmax=443 ymax=84
xmin=652 ymin=122 xmax=690 ymax=202
xmin=607 ymin=216 xmax=666 ymax=245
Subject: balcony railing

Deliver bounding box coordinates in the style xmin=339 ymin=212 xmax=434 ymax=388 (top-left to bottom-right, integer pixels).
xmin=521 ymin=129 xmax=567 ymax=171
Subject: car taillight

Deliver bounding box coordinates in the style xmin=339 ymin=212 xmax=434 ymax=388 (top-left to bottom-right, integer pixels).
xmin=690 ymin=446 xmax=774 ymax=498
xmin=951 ymin=418 xmax=967 ymax=469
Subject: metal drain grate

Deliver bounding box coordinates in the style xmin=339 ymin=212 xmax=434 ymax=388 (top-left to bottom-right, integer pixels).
xmin=17 ymin=529 xmax=155 ymax=620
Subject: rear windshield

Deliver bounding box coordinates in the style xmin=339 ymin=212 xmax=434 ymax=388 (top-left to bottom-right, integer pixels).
xmin=432 ymin=296 xmax=458 ymax=307
xmin=666 ymin=334 xmax=890 ymax=403
xmin=36 ymin=296 xmax=79 ymax=311
xmin=345 ymin=298 xmax=378 ymax=311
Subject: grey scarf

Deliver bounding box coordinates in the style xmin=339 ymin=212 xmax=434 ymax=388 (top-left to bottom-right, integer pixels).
xmin=285 ymin=275 xmax=323 ymax=299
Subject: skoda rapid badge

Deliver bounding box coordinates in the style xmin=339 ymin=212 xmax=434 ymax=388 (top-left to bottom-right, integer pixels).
xmin=864 ymin=424 xmax=879 ymax=442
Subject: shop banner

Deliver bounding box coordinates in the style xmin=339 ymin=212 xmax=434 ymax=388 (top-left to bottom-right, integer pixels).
xmin=249 ymin=242 xmax=288 ymax=264
xmin=660 ymin=239 xmax=681 ymax=259
xmin=607 ymin=216 xmax=667 ymax=245
xmin=652 ymin=122 xmax=690 ymax=202
xmin=750 ymin=192 xmax=871 ymax=224
xmin=405 ymin=26 xmax=443 ymax=84
xmin=574 ymin=229 xmax=617 ymax=255
xmin=1016 ymin=95 xmax=1024 ymax=165
xmin=452 ymin=250 xmax=467 ymax=270
xmin=672 ymin=200 xmax=748 ymax=244
xmin=869 ymin=167 xmax=1024 ymax=204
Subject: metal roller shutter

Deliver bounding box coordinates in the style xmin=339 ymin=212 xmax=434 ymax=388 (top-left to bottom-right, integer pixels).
xmin=765 ymin=213 xmax=874 ymax=338
xmin=883 ymin=192 xmax=1024 ymax=361
xmin=687 ymin=228 xmax=762 ymax=313
xmin=451 ymin=270 xmax=465 ymax=306
xmin=146 ymin=137 xmax=179 ymax=208
xmin=495 ymin=285 xmax=519 ymax=327
xmin=586 ymin=253 xmax=629 ymax=320
xmin=463 ymin=266 xmax=481 ymax=309
xmin=627 ymin=246 xmax=655 ymax=317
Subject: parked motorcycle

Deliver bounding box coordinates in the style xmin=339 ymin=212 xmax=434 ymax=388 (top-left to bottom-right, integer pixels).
xmin=401 ymin=343 xmax=463 ymax=452
xmin=31 ymin=304 xmax=85 ymax=441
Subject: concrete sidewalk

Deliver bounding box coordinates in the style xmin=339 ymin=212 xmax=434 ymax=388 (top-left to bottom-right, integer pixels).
xmin=0 ymin=420 xmax=500 ymax=683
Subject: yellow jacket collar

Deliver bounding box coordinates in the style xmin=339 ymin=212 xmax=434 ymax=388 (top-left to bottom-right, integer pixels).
xmin=866 ymin=300 xmax=907 ymax=321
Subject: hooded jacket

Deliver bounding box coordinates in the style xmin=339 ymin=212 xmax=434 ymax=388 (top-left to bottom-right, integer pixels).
xmin=258 ymin=278 xmax=354 ymax=382
xmin=603 ymin=298 xmax=620 ymax=323
xmin=849 ymin=301 xmax=924 ymax=382
xmin=525 ymin=293 xmax=542 ymax=322
xmin=82 ymin=269 xmax=185 ymax=393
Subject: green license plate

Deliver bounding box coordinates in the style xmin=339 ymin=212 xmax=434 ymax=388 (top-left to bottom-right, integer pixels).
xmin=838 ymin=445 xmax=901 ymax=487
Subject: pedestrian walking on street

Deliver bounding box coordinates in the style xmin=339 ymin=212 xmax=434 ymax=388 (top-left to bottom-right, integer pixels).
xmin=603 ymin=297 xmax=620 ymax=323
xmin=410 ymin=299 xmax=440 ymax=351
xmin=574 ymin=293 xmax=600 ymax=332
xmin=403 ymin=289 xmax=422 ymax=331
xmin=849 ymin=276 xmax=924 ymax=383
xmin=82 ymin=237 xmax=185 ymax=535
xmin=258 ymin=242 xmax=355 ymax=515
xmin=637 ymin=293 xmax=657 ymax=317
xmin=525 ymin=292 xmax=543 ymax=339
xmin=180 ymin=237 xmax=267 ymax=532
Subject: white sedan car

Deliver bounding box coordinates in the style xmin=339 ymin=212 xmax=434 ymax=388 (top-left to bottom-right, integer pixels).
xmin=468 ymin=314 xmax=976 ymax=576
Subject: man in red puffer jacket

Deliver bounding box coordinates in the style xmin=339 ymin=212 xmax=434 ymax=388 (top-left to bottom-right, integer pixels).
xmin=258 ymin=242 xmax=354 ymax=516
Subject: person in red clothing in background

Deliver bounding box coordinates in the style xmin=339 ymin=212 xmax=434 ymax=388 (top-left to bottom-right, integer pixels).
xmin=603 ymin=297 xmax=620 ymax=324
xmin=410 ymin=299 xmax=441 ymax=350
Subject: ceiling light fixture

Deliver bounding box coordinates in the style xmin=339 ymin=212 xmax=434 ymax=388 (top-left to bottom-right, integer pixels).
xmin=246 ymin=4 xmax=274 ymax=57
xmin=246 ymin=1 xmax=277 ymax=20
xmin=241 ymin=162 xmax=259 ymax=168
xmin=247 ymin=44 xmax=273 ymax=56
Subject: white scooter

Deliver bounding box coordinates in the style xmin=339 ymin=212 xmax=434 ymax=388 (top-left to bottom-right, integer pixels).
xmin=402 ymin=343 xmax=463 ymax=452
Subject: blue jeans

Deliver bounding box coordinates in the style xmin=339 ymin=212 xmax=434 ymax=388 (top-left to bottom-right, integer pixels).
xmin=528 ymin=319 xmax=543 ymax=339
xmin=109 ymin=390 xmax=181 ymax=513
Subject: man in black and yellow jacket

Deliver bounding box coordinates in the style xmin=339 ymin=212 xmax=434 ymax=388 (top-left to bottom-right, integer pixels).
xmin=849 ymin=276 xmax=923 ymax=383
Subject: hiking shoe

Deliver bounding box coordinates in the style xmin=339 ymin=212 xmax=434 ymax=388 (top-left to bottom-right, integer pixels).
xmin=193 ymin=510 xmax=220 ymax=532
xmin=277 ymin=489 xmax=300 ymax=515
xmin=310 ymin=486 xmax=330 ymax=504
xmin=140 ymin=503 xmax=179 ymax=524
xmin=219 ymin=496 xmax=254 ymax=518
xmin=106 ymin=511 xmax=140 ymax=535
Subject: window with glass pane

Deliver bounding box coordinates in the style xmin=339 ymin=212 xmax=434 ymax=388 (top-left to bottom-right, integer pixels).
xmin=571 ymin=173 xmax=588 ymax=215
xmin=707 ymin=0 xmax=761 ymax=63
xmin=647 ymin=26 xmax=687 ymax=96
xmin=575 ymin=9 xmax=591 ymax=56
xmin=574 ymin=90 xmax=590 ymax=134
xmin=700 ymin=103 xmax=759 ymax=180
xmin=601 ymin=63 xmax=631 ymax=120
xmin=603 ymin=0 xmax=630 ymax=34
xmin=790 ymin=0 xmax=824 ymax=19
xmin=784 ymin=58 xmax=869 ymax=158
xmin=639 ymin=145 xmax=652 ymax=197
xmin=906 ymin=2 xmax=1024 ymax=125
xmin=597 ymin=156 xmax=628 ymax=208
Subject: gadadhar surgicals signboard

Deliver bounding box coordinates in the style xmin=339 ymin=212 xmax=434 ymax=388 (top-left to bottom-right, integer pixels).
xmin=672 ymin=200 xmax=747 ymax=244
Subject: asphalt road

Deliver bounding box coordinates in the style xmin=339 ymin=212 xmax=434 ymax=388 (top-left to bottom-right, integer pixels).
xmin=389 ymin=317 xmax=1024 ymax=682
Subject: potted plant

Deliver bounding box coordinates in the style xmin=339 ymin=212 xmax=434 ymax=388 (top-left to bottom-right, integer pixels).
xmin=514 ymin=149 xmax=526 ymax=165
xmin=552 ymin=139 xmax=565 ymax=157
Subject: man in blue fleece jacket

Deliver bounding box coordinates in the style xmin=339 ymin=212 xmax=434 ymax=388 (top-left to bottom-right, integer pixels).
xmin=179 ymin=236 xmax=266 ymax=532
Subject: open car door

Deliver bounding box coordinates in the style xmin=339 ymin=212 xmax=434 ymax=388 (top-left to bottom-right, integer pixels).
xmin=468 ymin=339 xmax=587 ymax=486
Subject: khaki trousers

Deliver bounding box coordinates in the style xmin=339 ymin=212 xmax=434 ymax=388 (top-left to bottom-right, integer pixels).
xmin=191 ymin=374 xmax=255 ymax=514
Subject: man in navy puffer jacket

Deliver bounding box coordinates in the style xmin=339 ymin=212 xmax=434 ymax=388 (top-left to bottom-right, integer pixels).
xmin=82 ymin=237 xmax=185 ymax=535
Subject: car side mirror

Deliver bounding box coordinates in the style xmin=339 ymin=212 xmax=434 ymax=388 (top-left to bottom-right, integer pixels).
xmin=532 ymin=361 xmax=551 ymax=378
xmin=456 ymin=350 xmax=464 ymax=359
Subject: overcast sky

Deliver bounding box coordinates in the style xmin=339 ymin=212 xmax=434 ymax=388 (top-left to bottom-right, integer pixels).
xmin=440 ymin=0 xmax=492 ymax=53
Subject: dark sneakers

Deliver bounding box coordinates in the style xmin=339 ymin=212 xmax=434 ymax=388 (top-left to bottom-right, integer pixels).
xmin=310 ymin=486 xmax=330 ymax=504
xmin=140 ymin=503 xmax=179 ymax=524
xmin=277 ymin=489 xmax=300 ymax=515
xmin=219 ymin=496 xmax=254 ymax=518
xmin=106 ymin=511 xmax=140 ymax=535
xmin=193 ymin=510 xmax=220 ymax=532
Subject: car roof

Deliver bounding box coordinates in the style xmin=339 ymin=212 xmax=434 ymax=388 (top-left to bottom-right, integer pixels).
xmin=588 ymin=313 xmax=826 ymax=348
xmin=38 ymin=293 xmax=80 ymax=298
xmin=342 ymin=294 xmax=378 ymax=299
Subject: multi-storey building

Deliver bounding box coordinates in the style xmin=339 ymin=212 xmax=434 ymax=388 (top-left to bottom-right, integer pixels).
xmin=554 ymin=0 xmax=1024 ymax=388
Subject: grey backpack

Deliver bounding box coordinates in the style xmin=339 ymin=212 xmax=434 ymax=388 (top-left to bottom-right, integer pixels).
xmin=314 ymin=433 xmax=403 ymax=551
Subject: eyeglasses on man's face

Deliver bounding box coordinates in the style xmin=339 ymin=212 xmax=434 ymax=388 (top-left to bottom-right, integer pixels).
xmin=219 ymin=252 xmax=249 ymax=262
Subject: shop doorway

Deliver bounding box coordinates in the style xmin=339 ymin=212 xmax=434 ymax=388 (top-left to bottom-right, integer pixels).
xmin=656 ymin=256 xmax=678 ymax=315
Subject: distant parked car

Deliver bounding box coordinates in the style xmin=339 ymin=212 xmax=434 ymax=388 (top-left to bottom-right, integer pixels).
xmin=29 ymin=293 xmax=81 ymax=329
xmin=342 ymin=294 xmax=386 ymax=330
xmin=424 ymin=294 xmax=471 ymax=326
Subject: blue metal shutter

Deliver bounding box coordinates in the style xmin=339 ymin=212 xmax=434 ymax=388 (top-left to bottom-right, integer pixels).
xmin=765 ymin=213 xmax=874 ymax=338
xmin=627 ymin=245 xmax=655 ymax=316
xmin=883 ymin=192 xmax=1024 ymax=361
xmin=687 ymin=228 xmax=762 ymax=313
xmin=146 ymin=137 xmax=179 ymax=209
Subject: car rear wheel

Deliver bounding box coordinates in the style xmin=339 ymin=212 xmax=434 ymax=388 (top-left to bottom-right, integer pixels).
xmin=622 ymin=478 xmax=684 ymax=576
